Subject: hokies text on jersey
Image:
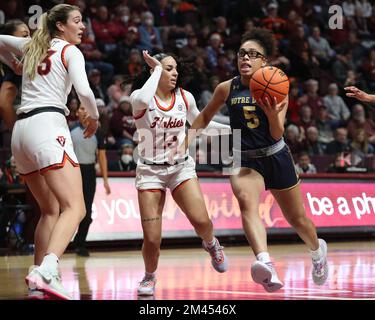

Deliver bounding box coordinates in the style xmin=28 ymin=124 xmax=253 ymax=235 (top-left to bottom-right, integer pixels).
xmin=150 ymin=116 xmax=184 ymax=129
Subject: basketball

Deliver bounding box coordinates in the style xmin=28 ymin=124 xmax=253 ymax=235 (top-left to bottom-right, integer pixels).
xmin=250 ymin=66 xmax=290 ymax=105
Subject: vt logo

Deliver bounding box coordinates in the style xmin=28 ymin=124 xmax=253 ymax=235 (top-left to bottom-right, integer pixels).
xmin=56 ymin=136 xmax=66 ymax=147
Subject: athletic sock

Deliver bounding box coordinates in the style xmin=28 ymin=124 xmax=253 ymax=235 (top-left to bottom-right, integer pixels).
xmin=204 ymin=237 xmax=216 ymax=249
xmin=310 ymin=244 xmax=323 ymax=261
xmin=256 ymin=251 xmax=271 ymax=263
xmin=145 ymin=272 xmax=156 ymax=281
xmin=40 ymin=253 xmax=59 ymax=274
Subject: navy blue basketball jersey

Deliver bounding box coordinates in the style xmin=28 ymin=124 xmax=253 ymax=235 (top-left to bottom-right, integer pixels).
xmin=225 ymin=76 xmax=277 ymax=150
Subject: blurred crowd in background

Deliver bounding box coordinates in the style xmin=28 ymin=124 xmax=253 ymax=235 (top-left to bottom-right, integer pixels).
xmin=0 ymin=0 xmax=375 ymax=176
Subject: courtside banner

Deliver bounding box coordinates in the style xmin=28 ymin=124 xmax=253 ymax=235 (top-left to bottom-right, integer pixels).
xmin=87 ymin=178 xmax=375 ymax=241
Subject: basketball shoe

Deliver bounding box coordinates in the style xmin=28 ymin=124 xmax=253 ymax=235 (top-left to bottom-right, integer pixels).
xmin=25 ymin=265 xmax=72 ymax=300
xmin=137 ymin=277 xmax=156 ymax=296
xmin=251 ymin=260 xmax=283 ymax=292
xmin=202 ymin=237 xmax=228 ymax=273
xmin=312 ymin=239 xmax=329 ymax=285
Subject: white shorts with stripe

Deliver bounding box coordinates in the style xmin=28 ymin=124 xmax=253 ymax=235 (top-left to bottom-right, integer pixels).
xmin=11 ymin=112 xmax=79 ymax=176
xmin=135 ymin=156 xmax=197 ymax=192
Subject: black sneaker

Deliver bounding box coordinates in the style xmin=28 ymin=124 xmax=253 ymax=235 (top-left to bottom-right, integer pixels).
xmin=75 ymin=247 xmax=90 ymax=257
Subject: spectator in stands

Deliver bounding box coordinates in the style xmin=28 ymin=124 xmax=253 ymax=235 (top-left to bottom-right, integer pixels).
xmin=107 ymin=75 xmax=128 ymax=111
xmin=308 ymin=26 xmax=335 ymax=67
xmin=113 ymin=26 xmax=140 ymax=73
xmin=108 ymin=143 xmax=136 ymax=172
xmin=323 ymin=83 xmax=351 ymax=128
xmin=212 ymin=53 xmax=234 ymax=82
xmin=298 ymin=79 xmax=325 ymax=117
xmin=109 ymin=96 xmax=136 ymax=149
xmin=0 ymin=155 xmax=26 ymax=248
xmin=127 ymin=48 xmax=143 ymax=77
xmin=261 ymin=3 xmax=287 ymax=41
xmin=287 ymin=81 xmax=302 ymax=124
xmin=138 ymin=11 xmax=163 ymax=54
xmin=214 ymin=16 xmax=239 ymax=50
xmin=285 ymin=10 xmax=302 ymax=40
xmin=206 ymin=33 xmax=225 ymax=69
xmin=295 ymin=105 xmax=315 ymax=133
xmin=302 ymin=126 xmax=325 ymax=156
xmin=92 ymin=5 xmax=119 ymax=54
xmin=347 ymin=103 xmax=375 ymax=144
xmin=268 ymin=42 xmax=290 ymax=72
xmin=113 ymin=5 xmax=131 ymax=37
xmin=189 ymin=54 xmax=210 ymax=99
xmin=295 ymin=152 xmax=317 ymax=174
xmin=331 ymin=50 xmax=355 ymax=85
xmin=326 ymin=153 xmax=349 ymax=173
xmin=326 ymin=127 xmax=351 ymax=155
xmin=285 ymin=124 xmax=304 ymax=155
xmin=129 ymin=0 xmax=149 ymax=15
xmin=350 ymin=128 xmax=374 ymax=159
xmin=355 ymin=0 xmax=372 ymax=34
xmin=361 ymin=48 xmax=375 ymax=91
xmin=343 ymin=0 xmax=356 ymax=21
xmin=151 ymin=0 xmax=176 ymax=28
xmin=179 ymin=32 xmax=207 ymax=60
xmin=315 ymin=106 xmax=334 ymax=145
xmin=288 ymin=0 xmax=314 ymax=23
xmin=339 ymin=32 xmax=366 ymax=69
xmin=79 ymin=26 xmax=114 ymax=86
xmin=288 ymin=25 xmax=309 ymax=59
xmin=88 ymin=69 xmax=108 ymax=103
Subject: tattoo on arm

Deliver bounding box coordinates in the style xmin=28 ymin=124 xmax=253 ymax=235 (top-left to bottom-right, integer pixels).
xmin=142 ymin=217 xmax=160 ymax=222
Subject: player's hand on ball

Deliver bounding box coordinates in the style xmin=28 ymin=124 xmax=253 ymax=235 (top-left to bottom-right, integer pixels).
xmin=260 ymin=95 xmax=288 ymax=117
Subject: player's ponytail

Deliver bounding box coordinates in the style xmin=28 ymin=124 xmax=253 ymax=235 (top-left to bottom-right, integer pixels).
xmin=23 ymin=12 xmax=50 ymax=80
xmin=22 ymin=4 xmax=79 ymax=80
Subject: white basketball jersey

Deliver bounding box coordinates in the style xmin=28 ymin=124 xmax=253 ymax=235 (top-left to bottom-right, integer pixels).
xmin=18 ymin=38 xmax=73 ymax=115
xmin=134 ymin=88 xmax=190 ymax=163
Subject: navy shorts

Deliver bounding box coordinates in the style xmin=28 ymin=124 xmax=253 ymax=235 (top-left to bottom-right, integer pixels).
xmin=240 ymin=146 xmax=300 ymax=190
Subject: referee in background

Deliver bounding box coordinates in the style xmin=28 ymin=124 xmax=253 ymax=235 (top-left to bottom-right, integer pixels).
xmin=71 ymin=103 xmax=111 ymax=256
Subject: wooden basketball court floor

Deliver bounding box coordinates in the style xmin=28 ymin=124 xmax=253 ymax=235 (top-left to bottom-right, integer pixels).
xmin=1 ymin=240 xmax=375 ymax=300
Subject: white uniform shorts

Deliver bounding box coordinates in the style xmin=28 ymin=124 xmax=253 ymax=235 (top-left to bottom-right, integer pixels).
xmin=135 ymin=156 xmax=197 ymax=192
xmin=11 ymin=111 xmax=79 ymax=176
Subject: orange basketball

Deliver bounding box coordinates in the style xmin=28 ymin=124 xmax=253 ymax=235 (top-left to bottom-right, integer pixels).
xmin=250 ymin=66 xmax=290 ymax=105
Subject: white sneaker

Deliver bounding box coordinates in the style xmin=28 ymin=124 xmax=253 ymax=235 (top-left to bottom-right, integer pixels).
xmin=312 ymin=239 xmax=329 ymax=285
xmin=28 ymin=288 xmax=47 ymax=300
xmin=137 ymin=277 xmax=156 ymax=296
xmin=25 ymin=266 xmax=72 ymax=300
xmin=251 ymin=261 xmax=283 ymax=292
xmin=202 ymin=237 xmax=229 ymax=273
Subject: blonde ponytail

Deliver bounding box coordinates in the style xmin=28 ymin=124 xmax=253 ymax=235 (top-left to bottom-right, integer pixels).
xmin=22 ymin=12 xmax=51 ymax=80
xmin=22 ymin=4 xmax=80 ymax=80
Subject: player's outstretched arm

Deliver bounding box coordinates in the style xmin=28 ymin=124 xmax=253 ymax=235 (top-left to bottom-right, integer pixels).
xmin=0 ymin=35 xmax=28 ymax=71
xmin=130 ymin=50 xmax=162 ymax=112
xmin=344 ymin=86 xmax=375 ymax=103
xmin=185 ymin=80 xmax=230 ymax=150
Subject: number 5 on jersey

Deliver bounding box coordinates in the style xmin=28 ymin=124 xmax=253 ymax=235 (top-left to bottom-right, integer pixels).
xmin=243 ymin=106 xmax=259 ymax=129
xmin=37 ymin=50 xmax=56 ymax=76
